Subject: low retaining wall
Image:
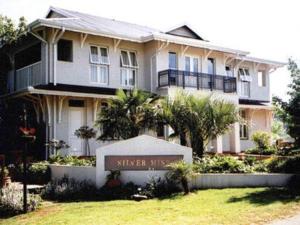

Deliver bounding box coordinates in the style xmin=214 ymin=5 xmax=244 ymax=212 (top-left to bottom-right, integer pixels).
xmin=191 ymin=174 xmax=293 ymax=189
xmin=49 ymin=165 xmax=96 ymax=185
xmin=49 ymin=164 xmax=294 ymax=189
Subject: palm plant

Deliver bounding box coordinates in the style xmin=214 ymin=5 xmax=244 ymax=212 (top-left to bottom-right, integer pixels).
xmin=74 ymin=126 xmax=97 ymax=156
xmin=96 ymin=89 xmax=160 ymax=141
xmin=160 ymin=92 xmax=239 ymax=157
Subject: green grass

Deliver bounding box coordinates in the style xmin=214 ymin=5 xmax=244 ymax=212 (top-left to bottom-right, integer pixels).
xmin=1 ymin=188 xmax=300 ymax=225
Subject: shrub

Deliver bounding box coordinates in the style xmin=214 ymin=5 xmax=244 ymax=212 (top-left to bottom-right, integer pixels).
xmin=42 ymin=176 xmax=97 ymax=201
xmin=0 ymin=183 xmax=41 ymax=216
xmin=48 ymin=155 xmax=96 ymax=167
xmin=28 ymin=162 xmax=51 ymax=185
xmin=245 ymin=147 xmax=276 ymax=155
xmin=166 ymin=161 xmax=194 ymax=194
xmin=287 ymin=175 xmax=300 ymax=193
xmin=194 ymin=155 xmax=250 ymax=173
xmin=267 ymin=156 xmax=300 ymax=173
xmin=251 ymin=131 xmax=272 ymax=150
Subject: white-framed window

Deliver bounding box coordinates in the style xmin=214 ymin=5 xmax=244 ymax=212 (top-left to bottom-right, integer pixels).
xmin=90 ymin=64 xmax=108 ymax=85
xmin=89 ymin=46 xmax=109 ymax=85
xmin=240 ymin=110 xmax=249 ymax=140
xmin=120 ymin=68 xmax=135 ymax=87
xmin=240 ymin=81 xmax=250 ymax=97
xmin=120 ymin=50 xmax=138 ymax=87
xmin=120 ymin=50 xmax=138 ymax=68
xmin=225 ymin=66 xmax=233 ymax=77
xmin=258 ymin=71 xmax=266 ymax=87
xmin=238 ymin=67 xmax=252 ymax=82
xmin=185 ymin=56 xmax=199 ymax=72
xmin=169 ymin=52 xmax=177 ymax=69
xmin=90 ymin=46 xmax=109 ymax=64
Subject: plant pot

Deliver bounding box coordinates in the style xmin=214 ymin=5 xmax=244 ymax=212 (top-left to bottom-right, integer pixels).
xmin=3 ymin=176 xmax=11 ymax=186
xmin=106 ymin=179 xmax=121 ymax=188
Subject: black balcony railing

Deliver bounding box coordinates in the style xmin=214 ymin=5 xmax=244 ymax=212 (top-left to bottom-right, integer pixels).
xmin=158 ymin=69 xmax=237 ymax=93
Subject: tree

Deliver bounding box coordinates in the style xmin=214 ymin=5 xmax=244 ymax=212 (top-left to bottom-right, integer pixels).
xmin=74 ymin=126 xmax=97 ymax=156
xmin=96 ymin=89 xmax=159 ymax=141
xmin=0 ymin=15 xmax=27 ymax=46
xmin=273 ymin=59 xmax=300 ymax=147
xmin=160 ymin=92 xmax=239 ymax=157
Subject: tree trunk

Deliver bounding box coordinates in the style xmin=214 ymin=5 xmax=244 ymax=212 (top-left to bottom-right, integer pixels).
xmin=191 ymin=134 xmax=205 ymax=158
xmin=181 ymin=178 xmax=189 ymax=194
xmin=180 ymin=133 xmax=187 ymax=146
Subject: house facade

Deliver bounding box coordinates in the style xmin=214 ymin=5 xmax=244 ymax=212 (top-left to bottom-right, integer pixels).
xmin=0 ymin=7 xmax=285 ymax=158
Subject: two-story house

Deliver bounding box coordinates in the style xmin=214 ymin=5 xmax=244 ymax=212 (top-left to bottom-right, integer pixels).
xmin=0 ymin=7 xmax=285 ymax=158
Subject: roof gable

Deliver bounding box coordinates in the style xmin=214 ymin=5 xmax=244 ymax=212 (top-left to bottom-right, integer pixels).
xmin=166 ymin=25 xmax=204 ymax=40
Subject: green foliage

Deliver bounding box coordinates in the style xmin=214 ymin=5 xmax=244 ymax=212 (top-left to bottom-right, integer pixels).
xmin=273 ymin=59 xmax=300 ymax=147
xmin=0 ymin=183 xmax=41 ymax=216
xmin=0 ymin=15 xmax=27 ymax=46
xmin=96 ymin=89 xmax=159 ymax=141
xmin=28 ymin=162 xmax=51 ymax=185
xmin=271 ymin=120 xmax=288 ymax=140
xmin=42 ymin=176 xmax=98 ymax=201
xmin=251 ymin=131 xmax=272 ymax=150
xmin=48 ymin=155 xmax=96 ymax=167
xmin=160 ymin=92 xmax=239 ymax=157
xmin=166 ymin=160 xmax=194 ymax=194
xmin=74 ymin=126 xmax=97 ymax=156
xmin=245 ymin=147 xmax=276 ymax=155
xmin=267 ymin=156 xmax=300 ymax=173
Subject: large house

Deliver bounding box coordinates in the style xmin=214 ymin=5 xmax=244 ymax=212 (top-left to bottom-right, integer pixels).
xmin=0 ymin=7 xmax=285 ymax=158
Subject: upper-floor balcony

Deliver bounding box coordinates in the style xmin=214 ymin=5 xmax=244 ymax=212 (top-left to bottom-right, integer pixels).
xmin=158 ymin=69 xmax=237 ymax=93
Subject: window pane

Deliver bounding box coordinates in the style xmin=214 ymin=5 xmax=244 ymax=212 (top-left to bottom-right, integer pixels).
xmin=226 ymin=66 xmax=233 ymax=76
xmin=99 ymin=66 xmax=108 ymax=84
xmin=129 ymin=70 xmax=135 ymax=86
xmin=207 ymin=58 xmax=215 ymax=75
xmin=90 ymin=65 xmax=98 ymax=82
xmin=121 ymin=51 xmax=129 ymax=66
xmin=100 ymin=48 xmax=109 ymax=64
xmin=120 ymin=69 xmax=127 ymax=85
xmin=241 ymin=81 xmax=250 ymax=97
xmin=185 ymin=57 xmax=190 ymax=71
xmin=58 ymin=39 xmax=72 ymax=62
xmin=244 ymin=68 xmax=250 ymax=76
xmin=90 ymin=46 xmax=98 ymax=63
xmin=239 ymin=68 xmax=244 ymax=76
xmin=169 ymin=52 xmax=177 ymax=69
xmin=129 ymin=52 xmax=137 ymax=67
xmin=193 ymin=58 xmax=198 ymax=72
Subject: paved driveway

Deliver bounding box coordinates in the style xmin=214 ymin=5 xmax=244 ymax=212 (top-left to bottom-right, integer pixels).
xmin=268 ymin=213 xmax=300 ymax=225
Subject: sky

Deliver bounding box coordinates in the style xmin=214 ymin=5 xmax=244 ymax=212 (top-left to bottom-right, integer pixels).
xmin=0 ymin=0 xmax=299 ymax=100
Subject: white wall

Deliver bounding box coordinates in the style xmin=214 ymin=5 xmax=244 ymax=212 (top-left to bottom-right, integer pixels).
xmin=96 ymin=135 xmax=193 ymax=187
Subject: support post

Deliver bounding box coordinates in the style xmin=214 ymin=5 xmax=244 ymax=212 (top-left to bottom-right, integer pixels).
xmin=22 ymin=104 xmax=28 ymax=213
xmin=229 ymin=122 xmax=241 ymax=153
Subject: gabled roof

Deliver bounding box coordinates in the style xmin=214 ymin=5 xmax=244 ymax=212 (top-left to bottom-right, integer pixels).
xmin=166 ymin=25 xmax=205 ymax=41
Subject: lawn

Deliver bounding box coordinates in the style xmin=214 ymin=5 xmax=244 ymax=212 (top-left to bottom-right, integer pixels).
xmin=1 ymin=188 xmax=300 ymax=225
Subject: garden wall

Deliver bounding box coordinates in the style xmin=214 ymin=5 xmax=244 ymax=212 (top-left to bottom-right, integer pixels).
xmin=49 ymin=165 xmax=96 ymax=185
xmin=191 ymin=173 xmax=293 ymax=189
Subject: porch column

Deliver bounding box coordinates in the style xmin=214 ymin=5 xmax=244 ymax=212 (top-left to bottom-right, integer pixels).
xmin=212 ymin=136 xmax=223 ymax=153
xmin=229 ymin=122 xmax=241 ymax=153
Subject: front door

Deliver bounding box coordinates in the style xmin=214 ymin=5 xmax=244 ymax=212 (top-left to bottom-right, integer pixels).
xmin=69 ymin=107 xmax=84 ymax=155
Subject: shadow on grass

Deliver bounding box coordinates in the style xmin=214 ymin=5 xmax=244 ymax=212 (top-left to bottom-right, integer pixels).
xmin=227 ymin=188 xmax=300 ymax=206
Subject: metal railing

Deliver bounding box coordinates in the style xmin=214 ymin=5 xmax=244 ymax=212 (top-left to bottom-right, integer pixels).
xmin=15 ymin=61 xmax=43 ymax=91
xmin=158 ymin=69 xmax=237 ymax=93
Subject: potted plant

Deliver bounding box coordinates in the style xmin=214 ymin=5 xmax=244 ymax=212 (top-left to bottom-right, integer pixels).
xmin=0 ymin=166 xmax=11 ymax=187
xmin=74 ymin=126 xmax=97 ymax=156
xmin=105 ymin=170 xmax=121 ymax=188
xmin=46 ymin=139 xmax=70 ymax=156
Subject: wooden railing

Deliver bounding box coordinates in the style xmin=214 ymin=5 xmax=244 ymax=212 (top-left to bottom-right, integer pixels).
xmin=15 ymin=61 xmax=43 ymax=91
xmin=158 ymin=69 xmax=237 ymax=93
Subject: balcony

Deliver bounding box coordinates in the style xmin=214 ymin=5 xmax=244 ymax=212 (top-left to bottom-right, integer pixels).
xmin=158 ymin=69 xmax=237 ymax=93
xmin=14 ymin=61 xmax=44 ymax=91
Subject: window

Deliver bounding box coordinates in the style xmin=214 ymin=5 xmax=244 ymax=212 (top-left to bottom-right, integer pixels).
xmin=69 ymin=99 xmax=84 ymax=107
xmin=90 ymin=64 xmax=108 ymax=84
xmin=238 ymin=68 xmax=250 ymax=76
xmin=185 ymin=56 xmax=199 ymax=72
xmin=225 ymin=66 xmax=233 ymax=77
xmin=207 ymin=58 xmax=215 ymax=75
xmin=258 ymin=71 xmax=266 ymax=87
xmin=121 ymin=68 xmax=135 ymax=86
xmin=240 ymin=81 xmax=250 ymax=97
xmin=240 ymin=110 xmax=248 ymax=139
xmin=120 ymin=50 xmax=138 ymax=87
xmin=57 ymin=39 xmax=72 ymax=62
xmin=90 ymin=46 xmax=109 ymax=85
xmin=90 ymin=46 xmax=109 ymax=64
xmin=169 ymin=52 xmax=177 ymax=69
xmin=120 ymin=50 xmax=138 ymax=68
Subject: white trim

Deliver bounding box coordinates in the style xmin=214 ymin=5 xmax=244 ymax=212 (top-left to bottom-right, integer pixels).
xmin=89 ymin=64 xmax=109 ymax=86
xmin=89 ymin=45 xmax=110 ymax=65
xmin=16 ymin=61 xmax=42 ymax=72
xmin=120 ymin=49 xmax=138 ymax=68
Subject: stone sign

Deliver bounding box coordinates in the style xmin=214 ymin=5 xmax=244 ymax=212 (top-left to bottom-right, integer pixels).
xmin=105 ymin=155 xmax=183 ymax=171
